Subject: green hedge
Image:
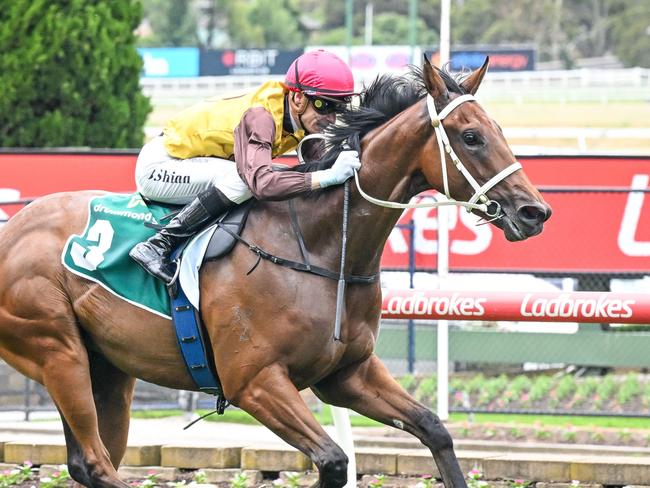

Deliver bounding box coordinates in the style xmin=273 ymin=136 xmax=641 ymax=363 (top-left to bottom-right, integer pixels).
xmin=0 ymin=0 xmax=151 ymax=148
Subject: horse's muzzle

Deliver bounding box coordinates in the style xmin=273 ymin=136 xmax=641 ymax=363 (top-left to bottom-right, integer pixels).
xmin=502 ymin=202 xmax=552 ymax=241
xmin=517 ymin=202 xmax=551 ymax=228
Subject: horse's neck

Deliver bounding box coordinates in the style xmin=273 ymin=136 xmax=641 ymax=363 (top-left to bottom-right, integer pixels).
xmin=287 ymin=102 xmax=432 ymax=275
xmin=343 ymin=103 xmax=433 ymax=271
xmin=358 ymin=102 xmax=431 ymax=203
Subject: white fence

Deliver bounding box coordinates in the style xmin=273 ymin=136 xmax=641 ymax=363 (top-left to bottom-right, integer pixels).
xmin=141 ymin=75 xmax=282 ymax=105
xmin=140 ymin=68 xmax=650 ymax=104
xmin=143 ymin=125 xmax=650 ymax=152
xmin=504 ymin=127 xmax=650 ymax=152
xmin=141 ymin=68 xmax=650 ymax=152
xmin=482 ymin=67 xmax=649 ymax=88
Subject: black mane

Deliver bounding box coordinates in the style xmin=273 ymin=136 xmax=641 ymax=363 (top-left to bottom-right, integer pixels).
xmin=296 ymin=66 xmax=467 ymax=172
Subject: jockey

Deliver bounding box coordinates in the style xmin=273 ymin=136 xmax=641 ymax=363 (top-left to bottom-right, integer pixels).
xmin=129 ymin=50 xmax=361 ymax=284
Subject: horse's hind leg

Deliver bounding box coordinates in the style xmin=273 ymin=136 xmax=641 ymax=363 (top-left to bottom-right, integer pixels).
xmin=313 ymin=354 xmax=468 ymax=488
xmin=0 ymin=299 xmax=128 ymax=488
xmin=227 ymin=364 xmax=348 ymax=488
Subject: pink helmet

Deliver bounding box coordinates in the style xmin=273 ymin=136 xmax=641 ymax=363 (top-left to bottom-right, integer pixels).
xmin=285 ymin=50 xmax=355 ymax=99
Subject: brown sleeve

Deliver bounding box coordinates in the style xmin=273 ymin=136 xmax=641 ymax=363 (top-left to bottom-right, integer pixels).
xmin=234 ymin=107 xmax=312 ymax=201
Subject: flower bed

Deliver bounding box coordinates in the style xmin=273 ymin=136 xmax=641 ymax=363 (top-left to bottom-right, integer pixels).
xmin=398 ymin=371 xmax=650 ymax=416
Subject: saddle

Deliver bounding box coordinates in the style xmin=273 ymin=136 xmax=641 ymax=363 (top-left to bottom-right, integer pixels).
xmin=204 ymin=201 xmax=252 ymax=261
xmin=199 ymin=163 xmax=286 ymax=262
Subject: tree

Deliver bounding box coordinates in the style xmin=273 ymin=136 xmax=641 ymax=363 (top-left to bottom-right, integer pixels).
xmin=452 ymin=0 xmax=560 ymax=61
xmin=449 ymin=0 xmax=649 ymax=67
xmin=215 ymin=0 xmax=306 ymax=49
xmin=131 ymin=0 xmax=648 ymax=68
xmin=372 ymin=12 xmax=438 ymax=46
xmin=0 ymin=0 xmax=151 ymax=148
xmin=248 ymin=0 xmax=306 ymax=48
xmin=308 ymin=0 xmax=440 ymax=47
xmin=609 ymin=1 xmax=650 ymax=67
xmin=138 ymin=0 xmax=198 ymax=47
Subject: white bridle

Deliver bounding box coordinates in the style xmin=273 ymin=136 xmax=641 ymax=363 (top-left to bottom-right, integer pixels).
xmin=297 ymin=94 xmax=522 ymax=217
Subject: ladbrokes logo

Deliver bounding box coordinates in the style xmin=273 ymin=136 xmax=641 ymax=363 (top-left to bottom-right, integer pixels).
xmin=520 ymin=294 xmax=635 ymax=319
xmin=384 ymin=292 xmax=486 ymax=317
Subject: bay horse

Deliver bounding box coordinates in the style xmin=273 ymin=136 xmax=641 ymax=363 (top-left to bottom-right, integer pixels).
xmin=0 ymin=58 xmax=550 ymax=488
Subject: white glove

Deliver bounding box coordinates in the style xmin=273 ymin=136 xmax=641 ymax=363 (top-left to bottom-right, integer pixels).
xmin=313 ymin=150 xmax=361 ymax=188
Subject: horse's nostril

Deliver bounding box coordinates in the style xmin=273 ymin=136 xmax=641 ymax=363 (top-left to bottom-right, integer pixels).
xmin=517 ymin=203 xmax=549 ymax=226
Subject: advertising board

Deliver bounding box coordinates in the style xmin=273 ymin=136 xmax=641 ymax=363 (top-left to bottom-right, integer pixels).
xmin=427 ymin=47 xmax=536 ymax=71
xmin=199 ymin=49 xmax=303 ymax=76
xmin=306 ymin=46 xmax=419 ymax=83
xmin=137 ymin=48 xmax=200 ymax=77
xmin=1 ymin=152 xmax=648 ymax=273
xmin=381 ymin=156 xmax=650 ymax=273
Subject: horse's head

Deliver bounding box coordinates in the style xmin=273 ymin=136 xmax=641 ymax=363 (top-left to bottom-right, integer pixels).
xmin=420 ymin=56 xmax=551 ymax=241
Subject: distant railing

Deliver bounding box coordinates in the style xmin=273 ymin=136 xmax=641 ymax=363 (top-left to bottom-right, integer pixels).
xmin=140 ymin=68 xmax=650 ymax=104
xmin=503 ymin=127 xmax=650 ymax=152
xmin=141 ymin=75 xmax=282 ymax=104
xmin=453 ymin=68 xmax=650 ymax=103
xmin=142 ymin=125 xmax=650 ymax=152
xmin=481 ymin=67 xmax=650 ymax=87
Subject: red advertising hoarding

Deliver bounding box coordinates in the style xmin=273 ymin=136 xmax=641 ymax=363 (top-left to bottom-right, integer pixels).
xmin=383 ymin=156 xmax=650 ymax=274
xmin=1 ymin=152 xmax=648 ymax=274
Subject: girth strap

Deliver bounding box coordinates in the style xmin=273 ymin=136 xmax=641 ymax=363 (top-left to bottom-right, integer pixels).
xmin=215 ymin=221 xmax=378 ymax=285
xmin=168 ymin=271 xmax=225 ymax=401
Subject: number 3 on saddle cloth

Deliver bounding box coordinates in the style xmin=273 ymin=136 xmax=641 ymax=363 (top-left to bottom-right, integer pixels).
xmin=61 ymin=193 xmax=250 ymax=408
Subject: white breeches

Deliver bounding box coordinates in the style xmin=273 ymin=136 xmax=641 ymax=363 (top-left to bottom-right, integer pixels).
xmin=134 ymin=136 xmax=253 ymax=205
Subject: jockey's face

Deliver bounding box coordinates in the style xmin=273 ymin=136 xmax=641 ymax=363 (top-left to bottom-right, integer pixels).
xmin=289 ymin=92 xmax=337 ymax=134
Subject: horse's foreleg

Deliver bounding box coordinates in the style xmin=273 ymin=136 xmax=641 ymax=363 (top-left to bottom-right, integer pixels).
xmin=312 ymin=354 xmax=467 ymax=488
xmin=228 ymin=364 xmax=348 ymax=488
xmin=59 ymin=412 xmax=93 ymax=487
xmin=89 ymin=351 xmax=136 ymax=468
xmin=61 ymin=351 xmax=135 ymax=478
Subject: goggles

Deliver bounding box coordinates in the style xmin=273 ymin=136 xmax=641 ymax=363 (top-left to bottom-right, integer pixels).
xmin=307 ymin=95 xmax=351 ymax=115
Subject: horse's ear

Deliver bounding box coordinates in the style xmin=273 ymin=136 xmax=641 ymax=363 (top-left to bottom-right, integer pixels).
xmin=422 ymin=53 xmax=449 ymax=101
xmin=460 ymin=56 xmax=489 ymax=95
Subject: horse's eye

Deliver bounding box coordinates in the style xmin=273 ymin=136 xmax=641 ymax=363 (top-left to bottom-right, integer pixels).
xmin=463 ymin=131 xmax=479 ymax=145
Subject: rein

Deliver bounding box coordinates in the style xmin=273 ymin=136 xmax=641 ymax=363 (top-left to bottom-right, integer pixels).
xmin=298 ymin=94 xmax=522 ymax=219
xmin=216 ymin=181 xmax=358 ymax=342
xmin=426 ymin=94 xmax=521 ymax=217
xmin=332 ymin=180 xmax=350 ymax=341
xmin=215 ymin=216 xmax=377 ymax=285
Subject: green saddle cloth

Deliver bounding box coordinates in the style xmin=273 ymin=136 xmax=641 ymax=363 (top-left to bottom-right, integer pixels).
xmin=62 ymin=193 xmax=174 ymax=319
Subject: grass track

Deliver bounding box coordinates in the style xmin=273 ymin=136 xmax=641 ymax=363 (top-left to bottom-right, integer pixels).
xmin=147 ymin=100 xmax=650 ymax=153
xmin=482 ymin=101 xmax=650 ymax=128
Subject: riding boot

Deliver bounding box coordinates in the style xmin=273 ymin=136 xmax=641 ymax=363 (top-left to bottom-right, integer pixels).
xmin=129 ymin=186 xmax=236 ymax=284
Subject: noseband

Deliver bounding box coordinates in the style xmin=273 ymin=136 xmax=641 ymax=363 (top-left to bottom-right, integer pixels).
xmin=425 ymin=94 xmax=522 ymax=217
xmin=297 ymin=94 xmax=522 ymax=218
